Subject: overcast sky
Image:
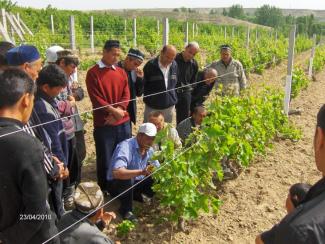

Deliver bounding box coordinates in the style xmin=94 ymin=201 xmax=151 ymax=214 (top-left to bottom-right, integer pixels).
xmin=13 ymin=0 xmax=325 ymax=11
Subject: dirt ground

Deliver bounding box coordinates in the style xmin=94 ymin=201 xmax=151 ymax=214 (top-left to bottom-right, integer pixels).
xmin=75 ymin=49 xmax=324 ymax=243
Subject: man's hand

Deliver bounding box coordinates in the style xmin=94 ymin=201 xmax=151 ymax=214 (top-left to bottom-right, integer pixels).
xmin=61 ymin=167 xmax=69 ymax=180
xmin=101 ymin=212 xmax=116 ymax=226
xmin=104 ymin=114 xmax=117 ymax=126
xmin=136 ymin=68 xmax=144 ymax=78
xmin=67 ymin=95 xmax=76 ymax=107
xmin=113 ymin=107 xmax=125 ymax=120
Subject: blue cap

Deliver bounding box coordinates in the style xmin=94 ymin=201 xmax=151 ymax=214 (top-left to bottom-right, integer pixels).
xmin=6 ymin=45 xmax=40 ymax=66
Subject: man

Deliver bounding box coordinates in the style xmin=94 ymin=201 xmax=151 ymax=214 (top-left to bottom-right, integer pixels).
xmin=6 ymin=45 xmax=66 ymax=217
xmin=58 ymin=182 xmax=115 ymax=244
xmin=34 ymin=64 xmax=70 ymax=218
xmin=0 ymin=68 xmax=58 ymax=244
xmin=6 ymin=45 xmax=42 ymax=81
xmin=190 ymin=68 xmax=218 ymax=112
xmin=143 ymin=45 xmax=178 ymax=123
xmin=176 ymin=105 xmax=207 ymax=143
xmin=55 ymin=49 xmax=85 ymax=209
xmin=148 ymin=111 xmax=182 ymax=150
xmin=110 ymin=123 xmax=159 ymax=221
xmin=117 ymin=48 xmax=144 ymax=130
xmin=207 ymin=44 xmax=246 ymax=96
xmin=86 ymin=40 xmax=131 ymax=192
xmin=175 ymin=42 xmax=199 ymax=124
xmin=0 ymin=41 xmax=14 ymax=70
xmin=256 ymin=104 xmax=325 ymax=244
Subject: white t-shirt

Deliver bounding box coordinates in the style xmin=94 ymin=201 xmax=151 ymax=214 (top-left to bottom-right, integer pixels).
xmin=158 ymin=61 xmax=171 ymax=90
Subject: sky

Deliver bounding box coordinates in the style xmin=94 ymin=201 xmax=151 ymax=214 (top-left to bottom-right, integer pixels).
xmin=12 ymin=0 xmax=325 ymax=11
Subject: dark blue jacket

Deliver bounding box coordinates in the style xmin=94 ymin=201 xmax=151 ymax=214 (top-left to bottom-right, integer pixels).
xmin=143 ymin=57 xmax=178 ymax=109
xmin=34 ymin=89 xmax=68 ymax=166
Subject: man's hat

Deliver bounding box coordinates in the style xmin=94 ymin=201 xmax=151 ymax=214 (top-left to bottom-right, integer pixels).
xmin=219 ymin=44 xmax=232 ymax=52
xmin=6 ymin=45 xmax=40 ymax=66
xmin=127 ymin=48 xmax=145 ymax=61
xmin=74 ymin=182 xmax=104 ymax=214
xmin=138 ymin=123 xmax=157 ymax=137
xmin=45 ymin=45 xmax=64 ymax=63
xmin=104 ymin=40 xmax=120 ymax=50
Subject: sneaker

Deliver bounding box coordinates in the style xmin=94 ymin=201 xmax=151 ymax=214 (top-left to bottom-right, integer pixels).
xmin=123 ymin=211 xmax=138 ymax=223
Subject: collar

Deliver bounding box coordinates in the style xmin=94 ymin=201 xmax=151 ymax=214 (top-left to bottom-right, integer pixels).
xmin=97 ymin=60 xmax=116 ymax=70
xmin=0 ymin=117 xmax=24 ymax=128
xmin=36 ymin=88 xmax=57 ymax=106
xmin=158 ymin=58 xmax=171 ymax=70
xmin=71 ymin=209 xmax=96 ymax=226
xmin=221 ymin=58 xmax=233 ymax=67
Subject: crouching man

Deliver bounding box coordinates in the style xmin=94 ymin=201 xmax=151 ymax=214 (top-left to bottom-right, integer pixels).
xmin=109 ymin=123 xmax=159 ymax=221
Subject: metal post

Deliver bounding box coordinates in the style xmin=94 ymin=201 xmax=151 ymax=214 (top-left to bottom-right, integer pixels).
xmin=163 ymin=17 xmax=169 ymax=46
xmin=133 ymin=17 xmax=137 ymax=47
xmin=308 ymin=34 xmax=317 ymax=78
xmin=184 ymin=21 xmax=189 ymax=45
xmin=50 ymin=14 xmax=54 ymax=34
xmin=284 ymin=25 xmax=296 ymax=115
xmin=90 ymin=16 xmax=94 ymax=53
xmin=69 ymin=16 xmax=76 ymax=50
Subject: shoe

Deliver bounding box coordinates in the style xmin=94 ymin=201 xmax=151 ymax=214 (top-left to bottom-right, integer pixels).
xmin=123 ymin=211 xmax=138 ymax=223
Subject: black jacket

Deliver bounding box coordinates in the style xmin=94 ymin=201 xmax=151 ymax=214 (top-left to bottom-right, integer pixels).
xmin=175 ymin=52 xmax=198 ymax=92
xmin=0 ymin=118 xmax=58 ymax=244
xmin=117 ymin=61 xmax=143 ymax=124
xmin=191 ymin=71 xmax=215 ymax=111
xmin=143 ymin=57 xmax=178 ymax=109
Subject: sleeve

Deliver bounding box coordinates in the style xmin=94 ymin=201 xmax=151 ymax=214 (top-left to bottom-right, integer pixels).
xmin=37 ymin=110 xmax=67 ymax=165
xmin=190 ymin=61 xmax=199 ymax=85
xmin=86 ymin=69 xmax=110 ymax=109
xmin=169 ymin=127 xmax=182 ymax=148
xmin=118 ymin=70 xmax=130 ymax=110
xmin=238 ymin=62 xmax=247 ymax=90
xmin=135 ymin=76 xmax=144 ymax=97
xmin=0 ymin=139 xmax=48 ymax=243
xmin=111 ymin=142 xmax=130 ymax=170
xmin=261 ymin=224 xmax=278 ymax=244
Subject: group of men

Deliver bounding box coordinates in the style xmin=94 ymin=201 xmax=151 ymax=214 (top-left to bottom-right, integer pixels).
xmin=0 ymin=38 xmax=249 ymax=244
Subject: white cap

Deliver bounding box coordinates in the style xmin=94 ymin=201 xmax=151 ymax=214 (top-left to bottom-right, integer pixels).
xmin=45 ymin=45 xmax=64 ymax=63
xmin=138 ymin=123 xmax=157 ymax=137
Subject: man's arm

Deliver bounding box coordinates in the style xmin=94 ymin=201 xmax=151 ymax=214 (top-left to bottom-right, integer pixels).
xmin=113 ymin=167 xmax=148 ymax=180
xmin=0 ymin=139 xmax=48 ymax=243
xmin=255 ymin=235 xmax=264 ymax=244
xmin=237 ymin=62 xmax=247 ymax=90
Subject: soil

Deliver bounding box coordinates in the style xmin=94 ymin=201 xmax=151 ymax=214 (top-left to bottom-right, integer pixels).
xmin=75 ymin=49 xmax=324 ymax=243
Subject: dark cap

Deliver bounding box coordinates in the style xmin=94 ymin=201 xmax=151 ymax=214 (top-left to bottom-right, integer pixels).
xmin=104 ymin=40 xmax=120 ymax=50
xmin=6 ymin=45 xmax=40 ymax=66
xmin=220 ymin=44 xmax=232 ymax=52
xmin=317 ymin=104 xmax=325 ymax=130
xmin=127 ymin=48 xmax=144 ymax=61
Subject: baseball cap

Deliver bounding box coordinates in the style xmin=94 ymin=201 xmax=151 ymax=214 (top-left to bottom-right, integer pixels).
xmin=45 ymin=45 xmax=64 ymax=64
xmin=138 ymin=123 xmax=157 ymax=137
xmin=74 ymin=182 xmax=104 ymax=214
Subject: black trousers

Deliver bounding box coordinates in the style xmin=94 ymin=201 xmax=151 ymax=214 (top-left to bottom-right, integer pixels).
xmin=176 ymin=91 xmax=191 ymax=125
xmin=109 ymin=177 xmax=154 ymax=215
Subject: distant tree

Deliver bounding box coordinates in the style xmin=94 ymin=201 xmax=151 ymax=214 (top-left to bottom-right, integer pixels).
xmin=222 ymin=8 xmax=228 ymax=16
xmin=0 ymin=0 xmax=17 ymax=11
xmin=255 ymin=5 xmax=284 ymax=28
xmin=228 ymin=4 xmax=245 ymax=19
xmin=173 ymin=8 xmax=179 ymax=12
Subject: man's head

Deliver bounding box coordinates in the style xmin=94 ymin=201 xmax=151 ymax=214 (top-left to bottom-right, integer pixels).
xmin=137 ymin=123 xmax=157 ymax=151
xmin=0 ymin=41 xmax=15 ymax=70
xmin=124 ymin=48 xmax=144 ymax=71
xmin=148 ymin=111 xmax=165 ymax=131
xmin=6 ymin=45 xmax=42 ymax=81
xmin=36 ymin=64 xmax=68 ymax=98
xmin=160 ymin=45 xmax=177 ymax=66
xmin=74 ymin=181 xmax=104 ymax=217
xmin=0 ymin=68 xmax=35 ymax=124
xmin=102 ymin=40 xmax=121 ymax=66
xmin=314 ymin=104 xmax=325 ymax=175
xmin=45 ymin=45 xmax=64 ymax=65
xmin=203 ymin=68 xmax=218 ymax=85
xmin=286 ymin=183 xmax=311 ymax=214
xmin=182 ymin=42 xmax=200 ymax=62
xmin=192 ymin=105 xmax=207 ymax=126
xmin=220 ymin=44 xmax=232 ymax=64
xmin=55 ymin=50 xmax=79 ymax=77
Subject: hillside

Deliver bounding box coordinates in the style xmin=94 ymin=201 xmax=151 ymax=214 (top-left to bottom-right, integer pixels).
xmin=94 ymin=9 xmax=270 ymax=29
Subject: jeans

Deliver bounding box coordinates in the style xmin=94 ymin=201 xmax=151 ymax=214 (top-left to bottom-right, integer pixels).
xmin=109 ymin=177 xmax=154 ymax=215
xmin=93 ymin=121 xmax=131 ymax=190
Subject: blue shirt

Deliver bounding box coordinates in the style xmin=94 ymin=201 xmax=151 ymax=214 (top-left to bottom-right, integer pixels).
xmin=110 ymin=137 xmax=159 ymax=181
